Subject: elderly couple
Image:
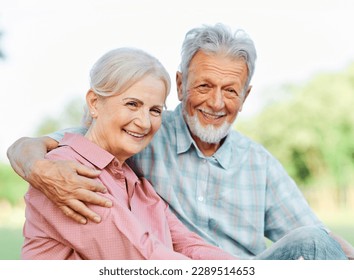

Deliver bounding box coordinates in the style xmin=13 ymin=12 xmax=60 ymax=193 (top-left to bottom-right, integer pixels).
xmin=8 ymin=23 xmax=354 ymax=260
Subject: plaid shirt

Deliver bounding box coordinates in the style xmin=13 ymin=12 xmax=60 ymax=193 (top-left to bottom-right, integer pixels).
xmin=50 ymin=104 xmax=325 ymax=258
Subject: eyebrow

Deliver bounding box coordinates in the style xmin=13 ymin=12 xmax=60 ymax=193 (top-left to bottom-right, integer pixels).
xmin=123 ymin=97 xmax=164 ymax=108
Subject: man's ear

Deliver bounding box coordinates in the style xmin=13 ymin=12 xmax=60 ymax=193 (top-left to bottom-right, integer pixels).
xmin=176 ymin=71 xmax=183 ymax=101
xmin=86 ymin=89 xmax=99 ymax=117
xmin=239 ymin=85 xmax=252 ymax=112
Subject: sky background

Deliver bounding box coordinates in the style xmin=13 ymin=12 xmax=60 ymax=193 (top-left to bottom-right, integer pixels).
xmin=1 ymin=0 xmax=354 ymax=162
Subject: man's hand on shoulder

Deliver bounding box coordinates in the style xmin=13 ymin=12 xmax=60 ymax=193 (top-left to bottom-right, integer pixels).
xmin=29 ymin=159 xmax=112 ymax=224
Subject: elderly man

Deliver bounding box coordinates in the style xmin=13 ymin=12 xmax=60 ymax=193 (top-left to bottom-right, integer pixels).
xmin=8 ymin=23 xmax=353 ymax=259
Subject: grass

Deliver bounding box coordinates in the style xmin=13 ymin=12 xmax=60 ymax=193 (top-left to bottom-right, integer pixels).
xmin=318 ymin=210 xmax=354 ymax=247
xmin=0 ymin=202 xmax=25 ymax=260
xmin=0 ymin=227 xmax=23 ymax=260
xmin=329 ymin=224 xmax=354 ymax=245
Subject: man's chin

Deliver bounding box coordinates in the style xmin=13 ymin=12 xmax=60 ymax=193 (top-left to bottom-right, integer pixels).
xmin=183 ymin=109 xmax=231 ymax=143
xmin=190 ymin=124 xmax=231 ymax=144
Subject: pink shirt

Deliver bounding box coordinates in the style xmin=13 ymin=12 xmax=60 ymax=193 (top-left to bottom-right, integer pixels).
xmin=22 ymin=133 xmax=236 ymax=260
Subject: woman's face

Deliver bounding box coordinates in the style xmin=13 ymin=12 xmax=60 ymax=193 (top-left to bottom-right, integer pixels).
xmin=87 ymin=75 xmax=166 ymax=163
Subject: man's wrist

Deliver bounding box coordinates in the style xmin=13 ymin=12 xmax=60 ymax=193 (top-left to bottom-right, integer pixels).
xmin=25 ymin=158 xmax=46 ymax=184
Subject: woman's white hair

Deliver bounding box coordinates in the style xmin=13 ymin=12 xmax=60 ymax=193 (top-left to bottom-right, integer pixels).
xmin=82 ymin=47 xmax=171 ymax=126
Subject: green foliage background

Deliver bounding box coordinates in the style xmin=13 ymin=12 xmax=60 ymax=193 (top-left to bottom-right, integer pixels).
xmin=0 ymin=164 xmax=27 ymax=205
xmin=35 ymin=97 xmax=84 ymax=136
xmin=237 ymin=63 xmax=354 ymax=205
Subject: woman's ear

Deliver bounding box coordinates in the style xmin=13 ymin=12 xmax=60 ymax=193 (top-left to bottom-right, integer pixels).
xmin=86 ymin=89 xmax=99 ymax=117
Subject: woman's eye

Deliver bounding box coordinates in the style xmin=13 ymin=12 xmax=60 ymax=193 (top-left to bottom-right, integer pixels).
xmin=126 ymin=101 xmax=138 ymax=107
xmin=150 ymin=108 xmax=162 ymax=116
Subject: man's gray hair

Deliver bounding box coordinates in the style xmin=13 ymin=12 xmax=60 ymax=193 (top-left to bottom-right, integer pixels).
xmin=179 ymin=23 xmax=257 ymax=95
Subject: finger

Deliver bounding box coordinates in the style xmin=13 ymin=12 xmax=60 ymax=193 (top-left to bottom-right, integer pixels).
xmin=71 ymin=162 xmax=101 ymax=178
xmin=66 ymin=199 xmax=104 ymax=223
xmin=74 ymin=189 xmax=113 ymax=208
xmin=59 ymin=205 xmax=88 ymax=225
xmin=78 ymin=177 xmax=108 ymax=194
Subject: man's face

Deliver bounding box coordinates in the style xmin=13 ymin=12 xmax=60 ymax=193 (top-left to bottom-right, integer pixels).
xmin=177 ymin=51 xmax=251 ymax=145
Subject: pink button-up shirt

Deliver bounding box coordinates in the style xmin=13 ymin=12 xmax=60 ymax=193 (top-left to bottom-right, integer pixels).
xmin=22 ymin=133 xmax=235 ymax=260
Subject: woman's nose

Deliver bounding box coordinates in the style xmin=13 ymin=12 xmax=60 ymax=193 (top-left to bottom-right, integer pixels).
xmin=134 ymin=109 xmax=151 ymax=130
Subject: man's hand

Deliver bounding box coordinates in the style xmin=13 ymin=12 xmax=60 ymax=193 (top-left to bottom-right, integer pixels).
xmin=7 ymin=136 xmax=111 ymax=224
xmin=29 ymin=159 xmax=112 ymax=224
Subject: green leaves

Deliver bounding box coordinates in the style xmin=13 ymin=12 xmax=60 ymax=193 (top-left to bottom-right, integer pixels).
xmin=237 ymin=62 xmax=354 ymax=191
xmin=0 ymin=164 xmax=27 ymax=205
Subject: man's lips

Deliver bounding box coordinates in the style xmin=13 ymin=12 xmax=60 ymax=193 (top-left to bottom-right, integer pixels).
xmin=198 ymin=109 xmax=226 ymax=120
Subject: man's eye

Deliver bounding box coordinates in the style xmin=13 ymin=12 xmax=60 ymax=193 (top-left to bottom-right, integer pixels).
xmin=225 ymin=88 xmax=241 ymax=97
xmin=150 ymin=108 xmax=162 ymax=116
xmin=196 ymin=84 xmax=211 ymax=93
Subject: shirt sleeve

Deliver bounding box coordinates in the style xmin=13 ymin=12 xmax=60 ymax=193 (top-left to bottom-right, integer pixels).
xmin=264 ymin=154 xmax=327 ymax=241
xmin=22 ymin=188 xmax=193 ymax=260
xmin=46 ymin=127 xmax=88 ymax=142
xmin=165 ymin=207 xmax=237 ymax=259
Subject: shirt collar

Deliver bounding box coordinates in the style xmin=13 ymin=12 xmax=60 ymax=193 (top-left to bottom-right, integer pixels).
xmin=211 ymin=134 xmax=233 ymax=169
xmin=58 ymin=133 xmax=115 ymax=170
xmin=173 ymin=104 xmax=234 ymax=170
xmin=174 ymin=104 xmax=194 ymax=155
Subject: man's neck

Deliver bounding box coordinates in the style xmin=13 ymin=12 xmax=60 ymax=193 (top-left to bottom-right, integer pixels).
xmin=192 ymin=135 xmax=222 ymax=157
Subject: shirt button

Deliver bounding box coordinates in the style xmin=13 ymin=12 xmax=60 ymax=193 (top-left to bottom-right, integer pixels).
xmin=197 ymin=196 xmax=204 ymax=202
xmin=113 ymin=161 xmax=119 ymax=167
xmin=203 ymin=159 xmax=207 ymax=164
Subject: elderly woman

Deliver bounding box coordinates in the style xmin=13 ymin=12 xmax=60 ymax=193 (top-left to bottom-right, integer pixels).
xmin=21 ymin=48 xmax=236 ymax=260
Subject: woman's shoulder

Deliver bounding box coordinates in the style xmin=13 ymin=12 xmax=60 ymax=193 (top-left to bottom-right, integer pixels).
xmin=45 ymin=145 xmax=89 ymax=167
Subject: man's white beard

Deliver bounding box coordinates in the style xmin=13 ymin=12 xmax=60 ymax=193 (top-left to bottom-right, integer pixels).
xmin=183 ymin=107 xmax=232 ymax=144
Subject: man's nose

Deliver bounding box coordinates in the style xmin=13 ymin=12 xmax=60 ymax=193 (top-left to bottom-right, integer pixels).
xmin=207 ymin=88 xmax=225 ymax=111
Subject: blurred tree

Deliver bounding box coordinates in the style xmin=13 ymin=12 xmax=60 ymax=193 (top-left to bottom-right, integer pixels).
xmin=237 ymin=62 xmax=354 ymax=206
xmin=0 ymin=163 xmax=27 ymax=205
xmin=35 ymin=97 xmax=84 ymax=135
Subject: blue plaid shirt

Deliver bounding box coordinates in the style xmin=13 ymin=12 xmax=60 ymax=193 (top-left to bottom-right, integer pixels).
xmin=50 ymin=104 xmax=324 ymax=258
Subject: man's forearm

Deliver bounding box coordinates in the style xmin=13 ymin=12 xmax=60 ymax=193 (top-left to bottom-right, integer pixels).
xmin=7 ymin=136 xmax=58 ymax=181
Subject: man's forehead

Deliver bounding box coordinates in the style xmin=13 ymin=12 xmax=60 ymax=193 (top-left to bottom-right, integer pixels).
xmin=189 ymin=51 xmax=246 ymax=69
